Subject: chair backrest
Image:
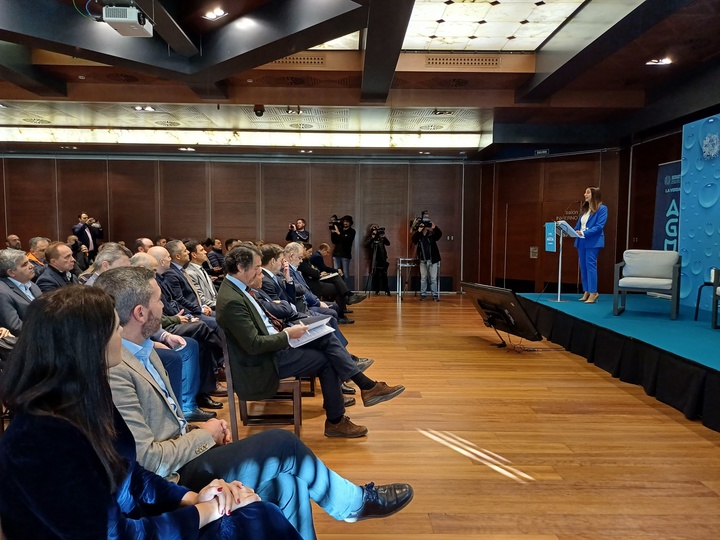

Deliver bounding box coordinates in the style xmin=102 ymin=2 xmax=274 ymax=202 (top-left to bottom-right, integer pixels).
xmin=622 ymin=250 xmax=679 ymax=279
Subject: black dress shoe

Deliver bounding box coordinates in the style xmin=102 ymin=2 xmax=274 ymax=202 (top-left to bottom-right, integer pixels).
xmin=344 ymin=309 xmax=353 ymax=314
xmin=344 ymin=396 xmax=356 ymax=407
xmin=341 ymin=382 xmax=357 ymax=395
xmin=183 ymin=407 xmax=217 ymax=422
xmin=197 ymin=394 xmax=223 ymax=410
xmin=338 ymin=317 xmax=355 ymax=324
xmin=344 ymin=482 xmax=414 ymax=522
xmin=346 ymin=293 xmax=367 ymax=306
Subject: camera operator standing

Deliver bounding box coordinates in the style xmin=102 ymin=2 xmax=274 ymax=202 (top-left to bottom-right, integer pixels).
xmin=411 ymin=211 xmax=442 ymax=301
xmin=330 ymin=215 xmax=355 ymax=288
xmin=364 ymin=224 xmax=390 ymax=296
xmin=286 ymin=218 xmax=310 ymax=243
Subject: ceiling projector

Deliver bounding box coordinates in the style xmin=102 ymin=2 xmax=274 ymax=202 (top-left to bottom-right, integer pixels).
xmin=102 ymin=5 xmax=153 ymax=37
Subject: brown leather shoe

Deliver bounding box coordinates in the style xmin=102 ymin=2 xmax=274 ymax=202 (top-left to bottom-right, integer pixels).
xmin=344 ymin=396 xmax=356 ymax=407
xmin=209 ymin=381 xmax=227 ymax=397
xmin=215 ymin=368 xmax=227 ymax=382
xmin=324 ymin=416 xmax=368 ymax=438
xmin=361 ymin=382 xmax=405 ymax=407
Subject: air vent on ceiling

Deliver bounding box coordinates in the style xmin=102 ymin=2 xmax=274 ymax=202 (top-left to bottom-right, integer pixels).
xmin=425 ymin=55 xmax=501 ymax=68
xmin=272 ymin=54 xmax=326 ymax=67
xmin=23 ymin=118 xmax=51 ymax=125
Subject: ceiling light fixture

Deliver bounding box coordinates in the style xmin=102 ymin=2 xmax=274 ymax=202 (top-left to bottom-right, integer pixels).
xmin=178 ymin=147 xmax=196 ymax=152
xmin=286 ymin=106 xmax=303 ymax=114
xmin=0 ymin=103 xmax=7 ymax=109
xmin=203 ymin=7 xmax=228 ymax=21
xmin=432 ymin=109 xmax=453 ymax=116
xmin=133 ymin=105 xmax=156 ymax=112
xmin=646 ymin=57 xmax=672 ymax=66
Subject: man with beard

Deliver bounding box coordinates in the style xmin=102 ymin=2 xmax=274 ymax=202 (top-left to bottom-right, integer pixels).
xmin=96 ymin=266 xmax=414 ymax=540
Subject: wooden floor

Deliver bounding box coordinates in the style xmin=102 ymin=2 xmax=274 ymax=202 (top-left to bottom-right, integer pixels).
xmin=217 ymin=294 xmax=720 ymax=539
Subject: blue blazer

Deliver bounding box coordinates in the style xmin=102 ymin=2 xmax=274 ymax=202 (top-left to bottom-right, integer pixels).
xmin=163 ymin=264 xmax=203 ymax=316
xmin=574 ymin=204 xmax=608 ymax=249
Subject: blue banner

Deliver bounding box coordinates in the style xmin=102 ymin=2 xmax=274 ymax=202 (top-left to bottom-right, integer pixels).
xmin=652 ymin=161 xmax=681 ymax=251
xmin=545 ymin=222 xmax=556 ymax=252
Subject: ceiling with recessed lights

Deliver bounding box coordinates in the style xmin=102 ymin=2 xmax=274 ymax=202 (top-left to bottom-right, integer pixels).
xmin=0 ymin=0 xmax=719 ymax=157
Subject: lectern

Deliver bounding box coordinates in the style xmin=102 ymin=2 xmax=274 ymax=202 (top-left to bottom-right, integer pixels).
xmin=552 ymin=220 xmax=580 ymax=302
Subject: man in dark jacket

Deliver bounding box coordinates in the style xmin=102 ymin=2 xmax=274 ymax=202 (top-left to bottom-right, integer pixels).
xmin=411 ymin=213 xmax=442 ymax=301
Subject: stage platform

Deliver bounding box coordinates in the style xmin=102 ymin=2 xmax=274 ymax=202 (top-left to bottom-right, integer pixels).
xmin=518 ymin=292 xmax=720 ymax=433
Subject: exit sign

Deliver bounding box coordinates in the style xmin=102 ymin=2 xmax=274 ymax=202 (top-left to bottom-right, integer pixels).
xmin=534 ymin=149 xmax=549 ymax=156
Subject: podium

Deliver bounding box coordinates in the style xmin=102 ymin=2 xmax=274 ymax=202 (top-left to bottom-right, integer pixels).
xmin=551 ymin=220 xmax=580 ymax=302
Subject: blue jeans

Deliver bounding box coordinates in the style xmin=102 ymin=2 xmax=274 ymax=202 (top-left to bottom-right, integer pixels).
xmin=333 ymin=257 xmax=351 ymax=288
xmin=178 ymin=429 xmax=364 ymax=540
xmin=155 ymin=339 xmax=201 ymax=413
xmin=418 ymin=260 xmax=439 ymax=298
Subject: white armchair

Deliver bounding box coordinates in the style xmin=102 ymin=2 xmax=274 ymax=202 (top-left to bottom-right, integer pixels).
xmin=613 ymin=250 xmax=681 ymax=320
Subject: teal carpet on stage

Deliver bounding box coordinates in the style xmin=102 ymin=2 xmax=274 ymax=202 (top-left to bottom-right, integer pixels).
xmin=519 ymin=292 xmax=720 ymax=372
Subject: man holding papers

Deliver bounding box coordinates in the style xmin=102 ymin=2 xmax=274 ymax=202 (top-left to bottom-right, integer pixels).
xmin=217 ymin=244 xmax=405 ymax=438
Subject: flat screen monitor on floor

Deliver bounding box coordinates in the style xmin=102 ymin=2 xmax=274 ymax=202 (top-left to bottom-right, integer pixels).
xmin=461 ymin=282 xmax=542 ymax=342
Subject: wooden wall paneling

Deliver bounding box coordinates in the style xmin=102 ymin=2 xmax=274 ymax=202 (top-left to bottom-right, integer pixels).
xmin=480 ymin=163 xmax=495 ymax=285
xmin=496 ymin=159 xmax=543 ymax=203
xmin=108 ymin=160 xmax=159 ymax=246
xmin=356 ymin=164 xmax=407 ymax=288
xmin=409 ymin=163 xmax=462 ymax=290
xmin=629 ymin=132 xmax=682 ymax=249
xmin=57 ymin=159 xmax=108 ymax=242
xmin=540 ymin=201 xmax=581 ymax=292
xmin=598 ymin=150 xmax=622 ymax=293
xmin=310 ymin=163 xmax=359 ymax=285
xmin=494 ymin=202 xmax=541 ymax=289
xmin=4 ymin=157 xmax=58 ymax=241
xmin=262 ymin=163 xmax=310 ymax=246
xmin=159 ymin=161 xmax=208 ymax=241
xmin=543 ymin=154 xmax=601 ymax=202
xmin=210 ymin=162 xmax=260 ymax=243
xmin=462 ymin=162 xmax=482 ymax=284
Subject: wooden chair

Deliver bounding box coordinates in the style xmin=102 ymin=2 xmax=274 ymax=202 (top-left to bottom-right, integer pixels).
xmin=613 ymin=249 xmax=681 ymax=320
xmin=222 ymin=340 xmax=301 ymax=441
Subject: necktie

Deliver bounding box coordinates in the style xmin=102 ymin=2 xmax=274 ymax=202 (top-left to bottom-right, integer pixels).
xmin=247 ymin=289 xmax=285 ymax=332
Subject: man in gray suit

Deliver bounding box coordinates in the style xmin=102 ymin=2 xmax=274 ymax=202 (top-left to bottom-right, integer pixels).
xmin=0 ymin=248 xmax=41 ymax=335
xmin=95 ymin=266 xmax=413 ymax=540
xmin=183 ymin=238 xmax=218 ymax=309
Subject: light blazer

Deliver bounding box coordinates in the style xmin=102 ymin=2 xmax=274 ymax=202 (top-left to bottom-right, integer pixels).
xmin=185 ymin=262 xmax=217 ymax=308
xmin=0 ymin=278 xmax=41 ymax=335
xmin=574 ymin=204 xmax=608 ymax=249
xmin=216 ymin=278 xmax=290 ymax=401
xmin=108 ymin=346 xmax=215 ymax=483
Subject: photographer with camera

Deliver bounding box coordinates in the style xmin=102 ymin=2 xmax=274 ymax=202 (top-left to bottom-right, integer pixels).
xmin=364 ymin=225 xmax=391 ymax=296
xmin=411 ymin=210 xmax=442 ymax=301
xmin=330 ymin=215 xmax=355 ymax=288
xmin=285 ymin=218 xmax=310 ymax=243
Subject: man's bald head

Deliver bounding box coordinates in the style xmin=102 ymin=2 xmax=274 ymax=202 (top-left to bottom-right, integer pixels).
xmin=147 ymin=246 xmax=172 ymax=275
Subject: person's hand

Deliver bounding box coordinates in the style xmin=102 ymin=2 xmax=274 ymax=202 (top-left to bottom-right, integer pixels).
xmin=86 ymin=217 xmax=96 ymax=225
xmin=320 ymin=271 xmax=329 ymax=277
xmin=319 ymin=301 xmax=329 ymax=308
xmin=202 ymin=305 xmax=212 ymax=316
xmin=289 ymin=223 xmax=296 ymax=231
xmin=201 ymin=418 xmax=230 ymax=446
xmin=337 ymin=269 xmax=343 ymax=276
xmin=284 ymin=323 xmax=308 ymax=339
xmin=80 ymin=245 xmax=89 ymax=254
xmin=190 ymin=316 xmax=200 ymax=323
xmin=577 ymin=230 xmax=584 ymax=237
xmin=153 ymin=342 xmax=170 ymax=350
xmin=164 ymin=334 xmax=186 ymax=349
xmin=0 ymin=327 xmax=13 ymax=339
xmin=282 ymin=261 xmax=291 ymax=279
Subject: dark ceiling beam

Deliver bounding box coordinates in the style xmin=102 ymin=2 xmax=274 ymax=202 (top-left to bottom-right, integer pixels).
xmin=134 ymin=0 xmax=199 ymax=57
xmin=0 ymin=0 xmax=367 ymax=84
xmin=187 ymin=0 xmax=368 ymax=82
xmin=492 ymin=122 xmax=618 ymax=146
xmin=0 ymin=41 xmax=66 ymax=97
xmin=360 ymin=0 xmax=414 ymax=103
xmin=516 ymin=0 xmax=696 ymax=103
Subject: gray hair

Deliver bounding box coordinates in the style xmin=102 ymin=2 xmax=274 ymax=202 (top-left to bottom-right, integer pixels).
xmin=165 ymin=239 xmax=184 ymax=259
xmin=0 ymin=248 xmax=27 ymax=278
xmin=94 ymin=242 xmax=132 ymax=268
xmin=130 ymin=252 xmax=156 ymax=270
xmin=94 ymin=266 xmax=156 ymax=326
xmin=223 ymin=245 xmax=260 ymax=275
xmin=283 ymin=242 xmax=304 ymax=257
xmin=28 ymin=236 xmax=50 ymax=250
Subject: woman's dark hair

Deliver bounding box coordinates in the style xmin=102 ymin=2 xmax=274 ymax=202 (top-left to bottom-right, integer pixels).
xmin=0 ymin=285 xmax=125 ymax=490
xmin=582 ymin=186 xmax=603 ymax=214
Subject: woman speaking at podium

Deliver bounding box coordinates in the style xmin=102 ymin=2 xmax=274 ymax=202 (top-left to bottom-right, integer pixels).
xmin=574 ymin=186 xmax=607 ymax=304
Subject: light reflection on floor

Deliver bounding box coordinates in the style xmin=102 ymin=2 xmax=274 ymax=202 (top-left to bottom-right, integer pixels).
xmin=417 ymin=428 xmax=535 ymax=484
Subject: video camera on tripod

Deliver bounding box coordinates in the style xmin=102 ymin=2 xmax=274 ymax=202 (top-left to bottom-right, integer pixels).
xmin=370 ymin=225 xmax=386 ymax=239
xmin=328 ymin=214 xmax=342 ymax=230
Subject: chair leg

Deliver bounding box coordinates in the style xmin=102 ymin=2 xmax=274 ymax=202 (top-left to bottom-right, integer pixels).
xmin=713 ymin=294 xmax=719 ymax=329
xmin=293 ymin=383 xmax=302 ymax=437
xmin=239 ymin=400 xmax=249 ymax=426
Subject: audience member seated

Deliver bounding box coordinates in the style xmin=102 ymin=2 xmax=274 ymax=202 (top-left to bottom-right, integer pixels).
xmin=185 ymin=238 xmax=218 ymax=309
xmin=81 ymin=242 xmax=132 ymax=286
xmin=36 ymin=241 xmax=79 ymax=293
xmin=67 ymin=234 xmax=91 ymax=273
xmin=0 ymin=286 xmax=301 ymax=540
xmin=4 ymin=235 xmax=21 ymax=250
xmin=135 ymin=237 xmax=154 ymax=253
xmin=26 ymin=236 xmax=49 ymax=281
xmin=0 ymin=249 xmax=40 ymax=335
xmin=202 ymin=237 xmax=225 ymax=277
xmin=217 ymin=245 xmax=405 ymax=438
xmin=94 ymin=266 xmax=413 ymax=539
xmin=132 ymin=252 xmax=225 ymax=411
xmin=154 ymin=235 xmax=168 ymax=247
xmin=163 ymin=240 xmax=214 ymax=319
xmin=299 ymin=244 xmax=364 ymax=312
